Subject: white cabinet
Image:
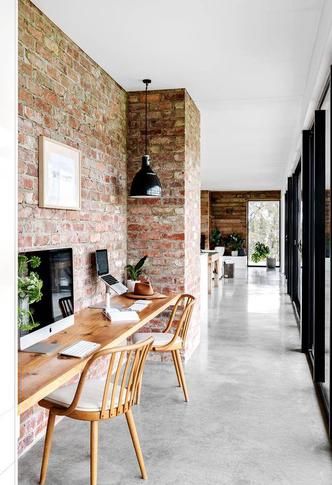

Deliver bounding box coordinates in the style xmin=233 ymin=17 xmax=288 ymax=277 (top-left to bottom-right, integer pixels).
xmin=221 ymin=256 xmax=247 ymax=272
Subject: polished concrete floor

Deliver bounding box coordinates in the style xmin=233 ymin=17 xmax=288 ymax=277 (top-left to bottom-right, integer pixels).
xmin=19 ymin=268 xmax=332 ymax=484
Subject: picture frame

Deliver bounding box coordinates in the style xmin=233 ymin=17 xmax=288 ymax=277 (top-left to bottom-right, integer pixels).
xmin=39 ymin=136 xmax=81 ymax=210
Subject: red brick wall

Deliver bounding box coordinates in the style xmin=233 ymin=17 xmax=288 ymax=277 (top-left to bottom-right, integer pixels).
xmin=127 ymin=89 xmax=200 ymax=360
xmin=18 ymin=0 xmax=127 ymax=455
xmin=184 ymin=92 xmax=201 ymax=359
xmin=127 ymin=89 xmax=186 ymax=295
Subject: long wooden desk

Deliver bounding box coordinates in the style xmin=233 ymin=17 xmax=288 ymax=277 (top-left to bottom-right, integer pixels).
xmin=18 ymin=293 xmax=179 ymax=415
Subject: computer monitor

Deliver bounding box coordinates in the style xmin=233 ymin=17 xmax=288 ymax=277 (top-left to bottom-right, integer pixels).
xmin=19 ymin=247 xmax=74 ymax=350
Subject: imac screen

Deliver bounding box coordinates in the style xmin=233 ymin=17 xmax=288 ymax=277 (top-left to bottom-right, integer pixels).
xmin=20 ymin=248 xmax=74 ymax=333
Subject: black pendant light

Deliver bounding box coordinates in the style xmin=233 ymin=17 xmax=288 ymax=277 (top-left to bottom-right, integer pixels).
xmin=129 ymin=79 xmax=162 ymax=198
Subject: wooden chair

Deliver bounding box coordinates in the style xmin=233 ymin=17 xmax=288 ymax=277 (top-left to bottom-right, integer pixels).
xmin=58 ymin=296 xmax=73 ymax=318
xmin=132 ymin=294 xmax=195 ymax=402
xmin=38 ymin=337 xmax=153 ymax=485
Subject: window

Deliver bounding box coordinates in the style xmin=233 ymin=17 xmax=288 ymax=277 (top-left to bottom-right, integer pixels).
xmin=247 ymin=200 xmax=280 ymax=266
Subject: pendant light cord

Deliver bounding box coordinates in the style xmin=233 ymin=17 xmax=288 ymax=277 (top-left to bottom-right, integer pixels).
xmin=145 ymin=81 xmax=148 ymax=155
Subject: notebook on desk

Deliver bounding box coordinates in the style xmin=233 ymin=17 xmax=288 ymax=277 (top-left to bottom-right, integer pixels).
xmin=103 ymin=309 xmax=140 ymax=323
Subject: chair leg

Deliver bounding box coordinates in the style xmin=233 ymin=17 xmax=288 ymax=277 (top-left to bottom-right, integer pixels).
xmin=90 ymin=421 xmax=98 ymax=485
xmin=171 ymin=351 xmax=182 ymax=387
xmin=39 ymin=412 xmax=56 ymax=485
xmin=125 ymin=409 xmax=148 ymax=480
xmin=175 ymin=350 xmax=189 ymax=402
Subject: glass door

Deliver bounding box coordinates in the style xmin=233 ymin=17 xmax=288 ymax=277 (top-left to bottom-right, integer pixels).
xmin=300 ymin=70 xmax=332 ymax=438
xmin=321 ymin=86 xmax=331 ymax=414
xmin=247 ymin=200 xmax=280 ymax=267
xmin=292 ymin=163 xmax=302 ymax=315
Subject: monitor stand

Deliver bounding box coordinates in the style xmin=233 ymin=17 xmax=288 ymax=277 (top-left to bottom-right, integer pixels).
xmin=88 ymin=286 xmax=124 ymax=310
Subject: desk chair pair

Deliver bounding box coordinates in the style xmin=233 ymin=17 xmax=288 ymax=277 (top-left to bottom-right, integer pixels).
xmin=38 ymin=294 xmax=195 ymax=485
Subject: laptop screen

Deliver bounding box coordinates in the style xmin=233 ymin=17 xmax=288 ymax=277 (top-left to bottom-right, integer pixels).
xmin=95 ymin=249 xmax=109 ymax=276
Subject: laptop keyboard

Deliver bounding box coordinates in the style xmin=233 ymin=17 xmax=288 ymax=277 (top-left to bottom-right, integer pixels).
xmin=101 ymin=274 xmax=118 ymax=286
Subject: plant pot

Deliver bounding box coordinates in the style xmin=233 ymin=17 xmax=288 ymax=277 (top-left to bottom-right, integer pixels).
xmin=215 ymin=246 xmax=225 ymax=256
xmin=238 ymin=248 xmax=246 ymax=256
xmin=231 ymin=250 xmax=238 ymax=257
xmin=266 ymin=257 xmax=276 ymax=269
xmin=127 ymin=280 xmax=139 ymax=292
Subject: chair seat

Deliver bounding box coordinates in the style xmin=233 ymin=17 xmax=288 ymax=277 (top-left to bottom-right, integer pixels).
xmin=132 ymin=332 xmax=182 ymax=349
xmin=43 ymin=379 xmax=127 ymax=412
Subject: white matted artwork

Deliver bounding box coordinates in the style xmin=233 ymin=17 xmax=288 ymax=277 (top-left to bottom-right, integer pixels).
xmin=39 ymin=136 xmax=81 ymax=210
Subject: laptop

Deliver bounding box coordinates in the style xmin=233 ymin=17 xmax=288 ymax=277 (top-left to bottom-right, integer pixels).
xmin=95 ymin=249 xmax=128 ymax=295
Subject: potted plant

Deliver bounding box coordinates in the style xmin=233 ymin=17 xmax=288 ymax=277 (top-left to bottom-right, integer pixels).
xmin=227 ymin=233 xmax=244 ymax=257
xmin=210 ymin=228 xmax=225 ymax=255
xmin=251 ymin=242 xmax=275 ymax=268
xmin=125 ymin=255 xmax=148 ymax=292
xmin=18 ymin=255 xmax=43 ymax=346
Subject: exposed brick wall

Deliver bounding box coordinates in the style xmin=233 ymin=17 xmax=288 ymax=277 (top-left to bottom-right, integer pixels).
xmin=18 ymin=0 xmax=127 ymax=307
xmin=18 ymin=0 xmax=127 ymax=455
xmin=200 ymin=190 xmax=210 ymax=249
xmin=184 ymin=92 xmax=201 ymax=360
xmin=127 ymin=89 xmax=200 ymax=360
xmin=127 ymin=89 xmax=186 ymax=297
xmin=205 ymin=190 xmax=281 ymax=250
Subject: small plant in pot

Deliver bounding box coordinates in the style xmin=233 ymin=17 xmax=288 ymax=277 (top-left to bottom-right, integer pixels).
xmin=211 ymin=228 xmax=225 ymax=255
xmin=125 ymin=255 xmax=148 ymax=292
xmin=251 ymin=242 xmax=276 ymax=268
xmin=227 ymin=233 xmax=244 ymax=257
xmin=18 ymin=255 xmax=43 ymax=346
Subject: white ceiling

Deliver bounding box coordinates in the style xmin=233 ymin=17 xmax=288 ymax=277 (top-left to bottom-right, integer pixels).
xmin=32 ymin=0 xmax=325 ymax=190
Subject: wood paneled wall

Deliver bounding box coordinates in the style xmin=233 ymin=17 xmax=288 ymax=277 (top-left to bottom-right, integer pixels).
xmin=201 ymin=190 xmax=281 ymax=249
xmin=200 ymin=190 xmax=210 ymax=248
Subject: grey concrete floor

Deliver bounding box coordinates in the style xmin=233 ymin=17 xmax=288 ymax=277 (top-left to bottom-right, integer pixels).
xmin=19 ymin=268 xmax=332 ymax=484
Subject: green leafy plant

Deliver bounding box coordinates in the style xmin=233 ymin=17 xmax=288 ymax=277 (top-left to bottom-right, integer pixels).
xmin=251 ymin=242 xmax=270 ymax=263
xmin=211 ymin=228 xmax=222 ymax=248
xmin=125 ymin=255 xmax=148 ymax=281
xmin=226 ymin=233 xmax=244 ymax=251
xmin=18 ymin=255 xmax=43 ymax=331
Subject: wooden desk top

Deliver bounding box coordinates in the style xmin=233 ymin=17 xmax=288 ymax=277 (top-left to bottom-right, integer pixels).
xmin=18 ymin=293 xmax=179 ymax=415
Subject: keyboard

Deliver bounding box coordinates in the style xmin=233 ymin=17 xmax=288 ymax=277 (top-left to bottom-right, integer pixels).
xmin=60 ymin=340 xmax=101 ymax=359
xmin=102 ymin=274 xmax=118 ymax=285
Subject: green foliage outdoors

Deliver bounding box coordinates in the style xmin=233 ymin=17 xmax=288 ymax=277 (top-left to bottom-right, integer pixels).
xmin=18 ymin=255 xmax=43 ymax=331
xmin=248 ymin=201 xmax=279 ymax=264
xmin=125 ymin=255 xmax=148 ymax=281
xmin=251 ymin=242 xmax=270 ymax=263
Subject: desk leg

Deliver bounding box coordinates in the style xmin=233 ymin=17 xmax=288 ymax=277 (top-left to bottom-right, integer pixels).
xmin=208 ymin=262 xmax=212 ymax=293
xmin=217 ymin=257 xmax=222 ymax=280
xmin=214 ymin=261 xmax=219 ymax=288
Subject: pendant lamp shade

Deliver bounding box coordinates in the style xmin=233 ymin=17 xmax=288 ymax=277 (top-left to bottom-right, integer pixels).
xmin=129 ymin=79 xmax=162 ymax=198
xmin=129 ymin=155 xmax=162 ymax=198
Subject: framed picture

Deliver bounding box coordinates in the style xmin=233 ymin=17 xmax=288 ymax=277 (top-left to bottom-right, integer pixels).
xmin=39 ymin=136 xmax=81 ymax=210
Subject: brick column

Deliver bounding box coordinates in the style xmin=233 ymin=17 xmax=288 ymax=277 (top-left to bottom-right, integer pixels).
xmin=127 ymin=89 xmax=200 ymax=361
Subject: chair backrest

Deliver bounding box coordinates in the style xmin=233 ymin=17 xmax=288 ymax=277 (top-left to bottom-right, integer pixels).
xmin=59 ymin=296 xmax=74 ymax=318
xmin=62 ymin=337 xmax=153 ymax=419
xmin=168 ymin=294 xmax=195 ymax=343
